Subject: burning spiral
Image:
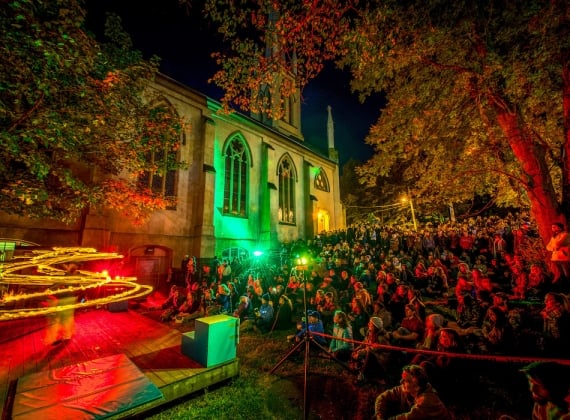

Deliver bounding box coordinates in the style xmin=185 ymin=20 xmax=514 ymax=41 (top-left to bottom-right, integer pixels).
xmin=0 ymin=247 xmax=153 ymax=321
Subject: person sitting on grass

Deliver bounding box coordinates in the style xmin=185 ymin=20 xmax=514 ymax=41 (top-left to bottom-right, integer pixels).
xmin=215 ymin=283 xmax=231 ymax=314
xmin=318 ymin=291 xmax=338 ymax=333
xmin=272 ymin=294 xmax=294 ymax=331
xmin=374 ymin=364 xmax=451 ymax=420
xmin=234 ymin=294 xmax=253 ymax=322
xmin=348 ymin=296 xmax=370 ymax=342
xmin=288 ymin=310 xmax=327 ymax=347
xmin=247 ymin=293 xmax=274 ymax=334
xmin=389 ymin=304 xmax=425 ymax=348
xmin=351 ymin=316 xmax=390 ymax=386
xmin=328 ymin=310 xmax=354 ymax=362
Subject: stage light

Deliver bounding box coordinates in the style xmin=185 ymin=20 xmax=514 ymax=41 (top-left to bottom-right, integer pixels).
xmin=253 ymin=250 xmax=264 ymax=257
xmin=296 ymin=256 xmax=309 ymax=271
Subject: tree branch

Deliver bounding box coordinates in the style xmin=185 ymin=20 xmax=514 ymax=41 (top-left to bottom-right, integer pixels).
xmin=8 ymin=92 xmax=45 ymax=132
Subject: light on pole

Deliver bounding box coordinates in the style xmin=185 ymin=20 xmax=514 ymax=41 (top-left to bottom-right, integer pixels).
xmin=402 ymin=191 xmax=418 ymax=231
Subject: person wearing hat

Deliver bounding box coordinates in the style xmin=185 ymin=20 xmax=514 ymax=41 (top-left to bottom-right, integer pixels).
xmin=253 ymin=293 xmax=274 ymax=333
xmin=351 ymin=316 xmax=390 ymax=386
xmin=520 ymin=361 xmax=570 ymax=420
xmin=294 ymin=309 xmax=327 ymax=346
xmin=546 ymin=222 xmax=570 ymax=289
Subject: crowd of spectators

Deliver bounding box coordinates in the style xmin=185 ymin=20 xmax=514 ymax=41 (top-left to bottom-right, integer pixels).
xmin=167 ymin=212 xmax=570 ymax=416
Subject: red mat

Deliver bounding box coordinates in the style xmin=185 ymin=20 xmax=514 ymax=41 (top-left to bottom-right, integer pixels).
xmin=12 ymin=353 xmax=162 ymax=419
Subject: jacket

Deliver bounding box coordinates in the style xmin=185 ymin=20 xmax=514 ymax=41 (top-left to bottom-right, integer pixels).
xmin=374 ymin=383 xmax=451 ymax=420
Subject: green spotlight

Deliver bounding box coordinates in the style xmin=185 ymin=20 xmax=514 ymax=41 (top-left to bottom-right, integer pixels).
xmin=253 ymin=250 xmax=263 ymax=257
xmin=296 ymin=256 xmax=309 ymax=271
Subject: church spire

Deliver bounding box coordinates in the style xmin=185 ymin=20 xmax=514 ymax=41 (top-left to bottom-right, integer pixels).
xmin=327 ymin=105 xmax=334 ymax=149
xmin=327 ymin=105 xmax=339 ymax=162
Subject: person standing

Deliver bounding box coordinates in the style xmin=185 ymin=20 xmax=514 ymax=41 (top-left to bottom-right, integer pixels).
xmin=181 ymin=254 xmax=190 ymax=273
xmin=546 ymin=222 xmax=570 ymax=289
xmin=43 ymin=286 xmax=77 ymax=345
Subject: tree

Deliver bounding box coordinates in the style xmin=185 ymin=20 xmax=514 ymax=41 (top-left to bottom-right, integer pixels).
xmin=197 ymin=0 xmax=570 ymax=249
xmin=0 ymin=0 xmax=185 ymax=225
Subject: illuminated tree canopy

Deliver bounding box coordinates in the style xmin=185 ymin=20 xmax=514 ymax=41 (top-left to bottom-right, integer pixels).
xmin=0 ymin=0 xmax=186 ymax=225
xmin=197 ymin=0 xmax=570 ymax=246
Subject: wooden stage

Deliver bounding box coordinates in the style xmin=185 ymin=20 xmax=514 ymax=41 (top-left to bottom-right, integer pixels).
xmin=0 ymin=305 xmax=239 ymax=419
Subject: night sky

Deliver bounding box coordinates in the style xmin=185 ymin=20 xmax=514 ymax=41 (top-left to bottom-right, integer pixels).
xmin=84 ymin=0 xmax=384 ymax=169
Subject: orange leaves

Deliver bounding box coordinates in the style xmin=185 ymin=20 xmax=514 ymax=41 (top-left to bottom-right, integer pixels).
xmin=103 ymin=71 xmax=121 ymax=88
xmin=101 ymin=178 xmax=175 ymax=225
xmin=204 ymin=0 xmax=355 ymax=117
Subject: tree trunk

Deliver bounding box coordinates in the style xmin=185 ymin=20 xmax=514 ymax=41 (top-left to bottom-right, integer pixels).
xmin=562 ymin=65 xmax=570 ymax=222
xmin=495 ymin=110 xmax=564 ymax=247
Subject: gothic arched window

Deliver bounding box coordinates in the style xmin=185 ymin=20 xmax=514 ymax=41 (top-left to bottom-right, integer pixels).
xmin=223 ymin=136 xmax=250 ymax=216
xmin=314 ymin=168 xmax=330 ymax=192
xmin=138 ymin=104 xmax=180 ymax=210
xmin=278 ymin=155 xmax=297 ymax=224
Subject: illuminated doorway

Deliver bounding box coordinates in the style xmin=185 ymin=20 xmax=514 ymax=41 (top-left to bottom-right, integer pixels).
xmin=317 ymin=210 xmax=330 ymax=234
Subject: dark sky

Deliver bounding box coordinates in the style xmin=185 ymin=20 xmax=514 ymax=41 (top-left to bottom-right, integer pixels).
xmin=84 ymin=0 xmax=384 ymax=169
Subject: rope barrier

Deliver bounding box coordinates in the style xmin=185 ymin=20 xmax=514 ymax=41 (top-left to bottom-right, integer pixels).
xmin=312 ymin=330 xmax=570 ymax=365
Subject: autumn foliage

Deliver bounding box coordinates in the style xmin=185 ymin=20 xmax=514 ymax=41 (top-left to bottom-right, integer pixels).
xmin=197 ymin=0 xmax=570 ymax=249
xmin=0 ymin=0 xmax=185 ymax=225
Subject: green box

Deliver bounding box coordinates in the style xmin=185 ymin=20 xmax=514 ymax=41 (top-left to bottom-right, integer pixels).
xmin=181 ymin=314 xmax=239 ymax=367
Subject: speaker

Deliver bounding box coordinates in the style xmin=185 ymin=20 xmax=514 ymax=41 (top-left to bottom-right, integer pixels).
xmin=181 ymin=314 xmax=239 ymax=367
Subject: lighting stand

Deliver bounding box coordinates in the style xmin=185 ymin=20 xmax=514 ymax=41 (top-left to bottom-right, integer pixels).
xmin=269 ymin=265 xmax=352 ymax=420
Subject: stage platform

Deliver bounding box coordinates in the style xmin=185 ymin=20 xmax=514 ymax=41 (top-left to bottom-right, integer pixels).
xmin=0 ymin=307 xmax=239 ymax=419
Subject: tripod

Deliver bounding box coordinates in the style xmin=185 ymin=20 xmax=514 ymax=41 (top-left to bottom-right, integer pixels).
xmin=269 ymin=266 xmax=352 ymax=420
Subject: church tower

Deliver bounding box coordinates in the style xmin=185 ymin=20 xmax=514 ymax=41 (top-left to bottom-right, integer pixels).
xmin=249 ymin=10 xmax=303 ymax=140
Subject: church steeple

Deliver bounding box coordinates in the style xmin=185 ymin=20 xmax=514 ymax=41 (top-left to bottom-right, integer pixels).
xmin=327 ymin=105 xmax=334 ymax=149
xmin=327 ymin=105 xmax=338 ymax=162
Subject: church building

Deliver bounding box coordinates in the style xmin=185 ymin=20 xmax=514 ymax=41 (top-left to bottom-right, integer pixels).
xmin=0 ymin=73 xmax=345 ymax=285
